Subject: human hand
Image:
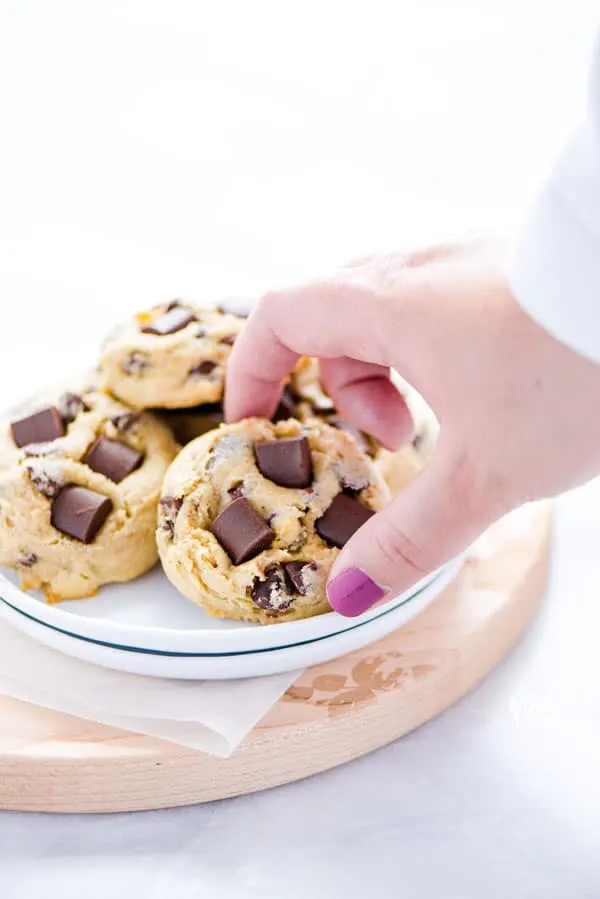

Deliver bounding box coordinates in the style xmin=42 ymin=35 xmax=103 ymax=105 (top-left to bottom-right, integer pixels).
xmin=225 ymin=239 xmax=600 ymax=615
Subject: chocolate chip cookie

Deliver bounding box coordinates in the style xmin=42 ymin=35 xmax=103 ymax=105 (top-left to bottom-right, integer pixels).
xmin=0 ymin=387 xmax=178 ymax=601
xmin=157 ymin=417 xmax=389 ymax=624
xmin=274 ymin=358 xmax=435 ymax=493
xmin=99 ymin=300 xmax=245 ymax=410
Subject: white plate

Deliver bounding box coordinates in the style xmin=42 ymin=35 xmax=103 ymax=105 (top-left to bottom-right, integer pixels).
xmin=0 ymin=561 xmax=452 ymax=655
xmin=0 ymin=558 xmax=462 ymax=678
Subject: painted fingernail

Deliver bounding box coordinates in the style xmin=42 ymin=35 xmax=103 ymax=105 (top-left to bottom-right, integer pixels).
xmin=327 ymin=567 xmax=386 ymax=617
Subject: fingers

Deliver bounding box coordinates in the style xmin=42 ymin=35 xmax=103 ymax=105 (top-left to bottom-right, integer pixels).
xmin=224 ymin=311 xmax=299 ymax=421
xmin=225 ymin=279 xmax=402 ymax=423
xmin=326 ymin=445 xmax=499 ymax=616
xmin=319 ymin=357 xmax=414 ymax=450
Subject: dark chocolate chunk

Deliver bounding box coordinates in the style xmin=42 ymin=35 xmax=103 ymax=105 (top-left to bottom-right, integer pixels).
xmin=272 ymin=386 xmax=298 ymax=422
xmin=84 ymin=437 xmax=143 ymax=483
xmin=316 ymin=493 xmax=375 ymax=548
xmin=10 ymin=407 xmax=65 ymax=448
xmin=142 ymin=306 xmax=197 ymax=336
xmin=255 ymin=437 xmax=313 ymax=489
xmin=27 ymin=466 xmax=62 ymax=498
xmin=251 ymin=567 xmax=293 ymax=612
xmin=165 ymin=299 xmax=183 ymax=312
xmin=57 ymin=392 xmax=89 ymax=424
xmin=159 ymin=496 xmax=183 ymax=537
xmin=196 ymin=327 xmax=207 ymax=339
xmin=189 ymin=360 xmax=217 ymax=377
xmin=284 ymin=561 xmax=316 ymax=595
xmin=220 ymin=334 xmax=236 ymax=346
xmin=210 ymin=497 xmax=274 ymax=565
xmin=122 ymin=352 xmax=149 ymax=376
xmin=326 ymin=415 xmax=374 ymax=456
xmin=111 ymin=411 xmax=141 ymax=432
xmin=18 ymin=551 xmax=38 ymax=568
xmin=51 ymin=486 xmax=113 ymax=543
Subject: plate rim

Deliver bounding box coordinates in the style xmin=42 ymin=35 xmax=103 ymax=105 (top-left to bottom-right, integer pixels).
xmin=0 ymin=561 xmax=455 ymax=653
xmin=0 ymin=560 xmax=462 ymax=678
xmin=0 ymin=561 xmax=457 ymax=657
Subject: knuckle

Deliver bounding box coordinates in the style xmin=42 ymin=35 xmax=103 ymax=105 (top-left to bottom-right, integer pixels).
xmin=443 ymin=444 xmax=509 ymax=526
xmin=372 ymin=516 xmax=432 ymax=577
xmin=256 ymin=290 xmax=283 ymax=319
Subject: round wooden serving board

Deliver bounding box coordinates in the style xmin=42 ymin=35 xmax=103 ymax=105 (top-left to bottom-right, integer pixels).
xmin=0 ymin=503 xmax=551 ymax=813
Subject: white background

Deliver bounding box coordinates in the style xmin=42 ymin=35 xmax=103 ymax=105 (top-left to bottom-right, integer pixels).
xmin=2 ymin=1 xmax=600 ymax=897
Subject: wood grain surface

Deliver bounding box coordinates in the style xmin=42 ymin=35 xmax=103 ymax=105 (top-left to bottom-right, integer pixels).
xmin=0 ymin=503 xmax=551 ymax=813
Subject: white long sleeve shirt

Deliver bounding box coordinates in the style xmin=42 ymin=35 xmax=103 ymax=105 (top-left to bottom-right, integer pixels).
xmin=510 ymin=40 xmax=600 ymax=364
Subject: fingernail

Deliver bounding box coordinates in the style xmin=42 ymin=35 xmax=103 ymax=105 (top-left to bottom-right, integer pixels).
xmin=327 ymin=568 xmax=386 ymax=617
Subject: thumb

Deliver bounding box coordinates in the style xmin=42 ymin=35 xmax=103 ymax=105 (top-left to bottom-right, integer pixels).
xmin=326 ymin=447 xmax=496 ymax=617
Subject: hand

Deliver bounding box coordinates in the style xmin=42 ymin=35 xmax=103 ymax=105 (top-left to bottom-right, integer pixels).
xmin=225 ymin=239 xmax=600 ymax=615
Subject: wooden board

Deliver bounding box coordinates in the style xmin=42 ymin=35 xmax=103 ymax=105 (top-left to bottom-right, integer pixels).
xmin=0 ymin=504 xmax=551 ymax=813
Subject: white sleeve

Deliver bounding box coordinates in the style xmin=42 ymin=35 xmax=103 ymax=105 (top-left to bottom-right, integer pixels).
xmin=509 ymin=39 xmax=600 ymax=364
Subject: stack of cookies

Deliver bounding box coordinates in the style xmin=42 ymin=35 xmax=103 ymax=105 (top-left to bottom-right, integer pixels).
xmin=0 ymin=300 xmax=436 ymax=623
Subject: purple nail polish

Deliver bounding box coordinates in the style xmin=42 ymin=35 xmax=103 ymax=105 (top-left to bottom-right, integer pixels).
xmin=327 ymin=567 xmax=386 ymax=617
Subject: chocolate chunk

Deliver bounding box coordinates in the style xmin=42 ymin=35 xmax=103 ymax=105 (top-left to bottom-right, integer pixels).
xmin=196 ymin=327 xmax=207 ymax=339
xmin=142 ymin=306 xmax=197 ymax=336
xmin=251 ymin=567 xmax=293 ymax=611
xmin=189 ymin=360 xmax=217 ymax=377
xmin=110 ymin=411 xmax=141 ymax=432
xmin=316 ymin=493 xmax=375 ymax=548
xmin=210 ymin=497 xmax=274 ymax=565
xmin=57 ymin=392 xmax=89 ymax=424
xmin=272 ymin=386 xmax=298 ymax=422
xmin=10 ymin=407 xmax=65 ymax=448
xmin=255 ymin=437 xmax=313 ymax=489
xmin=326 ymin=415 xmax=374 ymax=456
xmin=165 ymin=299 xmax=183 ymax=312
xmin=220 ymin=334 xmax=236 ymax=345
xmin=159 ymin=496 xmax=183 ymax=537
xmin=84 ymin=437 xmax=143 ymax=483
xmin=122 ymin=352 xmax=149 ymax=376
xmin=18 ymin=551 xmax=38 ymax=568
xmin=284 ymin=561 xmax=316 ymax=595
xmin=51 ymin=486 xmax=113 ymax=543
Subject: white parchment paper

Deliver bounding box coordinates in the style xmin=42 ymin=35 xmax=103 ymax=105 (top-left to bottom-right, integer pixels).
xmin=0 ymin=617 xmax=300 ymax=757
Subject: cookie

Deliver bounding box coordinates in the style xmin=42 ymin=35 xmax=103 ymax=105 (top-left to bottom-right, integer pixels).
xmin=275 ymin=358 xmax=434 ymax=494
xmin=153 ymin=403 xmax=224 ymax=446
xmin=0 ymin=387 xmax=178 ymax=601
xmin=152 ymin=358 xmax=334 ymax=446
xmin=157 ymin=418 xmax=389 ymax=624
xmin=99 ymin=300 xmax=245 ymax=410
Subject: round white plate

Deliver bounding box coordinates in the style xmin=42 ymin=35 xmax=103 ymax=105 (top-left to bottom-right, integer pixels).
xmin=0 ymin=560 xmax=453 ymax=654
xmin=0 ymin=557 xmax=462 ymax=678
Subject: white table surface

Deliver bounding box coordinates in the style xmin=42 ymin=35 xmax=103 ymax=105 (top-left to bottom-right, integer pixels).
xmin=2 ymin=2 xmax=600 ymax=896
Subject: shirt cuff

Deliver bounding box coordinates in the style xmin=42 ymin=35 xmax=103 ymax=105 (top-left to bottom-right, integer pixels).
xmin=509 ymin=124 xmax=600 ymax=366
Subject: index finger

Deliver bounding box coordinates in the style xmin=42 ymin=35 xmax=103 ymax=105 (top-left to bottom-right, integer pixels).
xmin=224 ymin=280 xmax=398 ymax=423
